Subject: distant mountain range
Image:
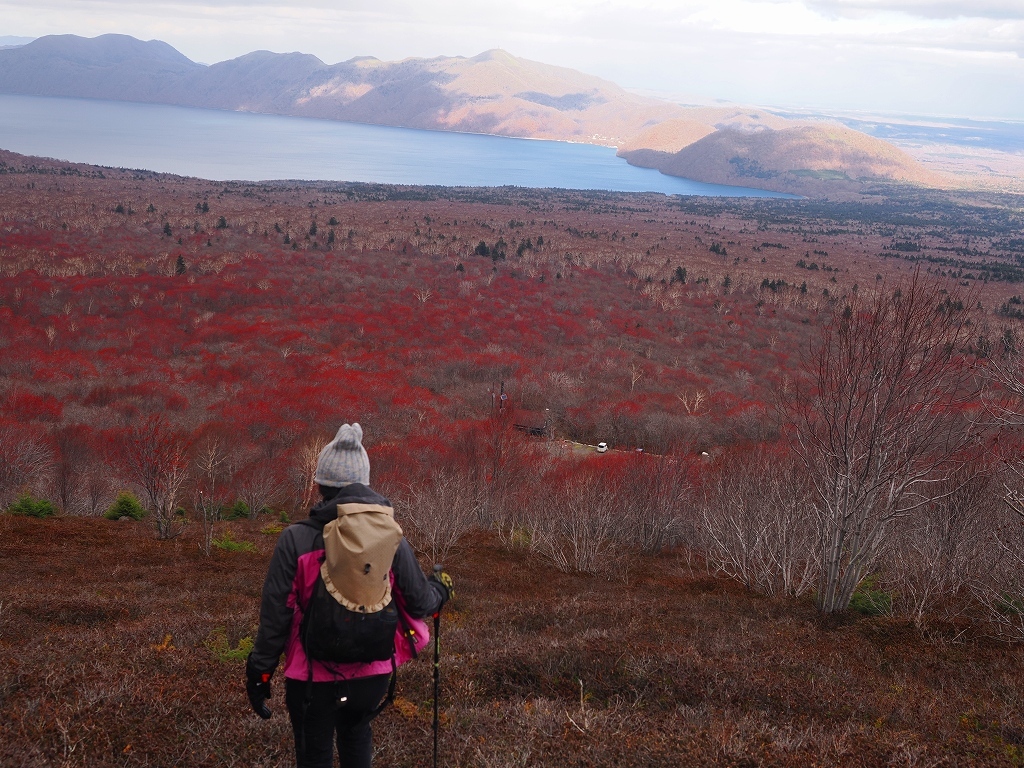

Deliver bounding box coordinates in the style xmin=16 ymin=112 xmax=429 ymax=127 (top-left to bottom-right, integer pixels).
xmin=0 ymin=34 xmax=940 ymax=196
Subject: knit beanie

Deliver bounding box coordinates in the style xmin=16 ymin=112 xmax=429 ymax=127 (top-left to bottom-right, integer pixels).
xmin=314 ymin=423 xmax=370 ymax=487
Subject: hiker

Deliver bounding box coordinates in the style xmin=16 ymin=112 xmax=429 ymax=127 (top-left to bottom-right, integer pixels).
xmin=245 ymin=422 xmax=453 ymax=768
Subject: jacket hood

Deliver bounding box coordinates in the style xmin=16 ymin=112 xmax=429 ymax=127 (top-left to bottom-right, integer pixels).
xmin=308 ymin=483 xmax=392 ymax=525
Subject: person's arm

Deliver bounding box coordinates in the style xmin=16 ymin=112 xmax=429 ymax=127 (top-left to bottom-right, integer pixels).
xmin=245 ymin=525 xmax=307 ymax=719
xmin=392 ymin=538 xmax=446 ymax=618
xmin=248 ymin=526 xmax=302 ymax=673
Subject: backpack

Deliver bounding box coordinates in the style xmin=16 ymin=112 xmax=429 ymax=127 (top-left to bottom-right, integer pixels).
xmin=300 ymin=500 xmax=405 ymax=664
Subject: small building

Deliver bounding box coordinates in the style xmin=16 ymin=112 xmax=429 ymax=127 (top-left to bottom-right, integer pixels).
xmin=513 ymin=408 xmax=550 ymax=438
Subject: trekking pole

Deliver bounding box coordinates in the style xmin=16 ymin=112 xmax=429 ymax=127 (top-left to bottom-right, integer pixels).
xmin=432 ymin=564 xmax=443 ymax=768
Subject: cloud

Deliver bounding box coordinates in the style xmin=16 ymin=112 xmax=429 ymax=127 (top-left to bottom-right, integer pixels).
xmin=1 ymin=0 xmax=1023 ymax=117
xmin=806 ymin=0 xmax=1024 ymax=20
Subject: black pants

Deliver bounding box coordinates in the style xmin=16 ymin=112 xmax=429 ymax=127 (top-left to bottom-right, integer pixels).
xmin=285 ymin=674 xmax=391 ymax=768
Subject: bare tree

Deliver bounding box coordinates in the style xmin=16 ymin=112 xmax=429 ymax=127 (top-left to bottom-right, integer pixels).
xmin=528 ymin=470 xmax=623 ymax=575
xmin=447 ymin=415 xmax=537 ymax=528
xmin=676 ymin=389 xmax=706 ymax=415
xmin=699 ymin=447 xmax=818 ymax=597
xmin=629 ymin=362 xmax=643 ymax=393
xmin=978 ymin=359 xmax=1024 ymax=639
xmin=52 ymin=425 xmax=91 ymax=515
xmin=113 ymin=415 xmax=191 ymax=539
xmin=987 ymin=354 xmax=1024 ymax=527
xmin=964 ymin=462 xmax=1024 ymax=640
xmin=782 ymin=272 xmax=980 ymax=613
xmin=400 ymin=467 xmax=481 ymax=564
xmin=192 ymin=434 xmax=234 ymax=555
xmin=235 ymin=457 xmax=285 ymax=520
xmin=883 ymin=466 xmax=996 ymax=628
xmin=291 ymin=433 xmax=328 ymax=514
xmin=980 ymin=347 xmax=1024 ymax=425
xmin=81 ymin=464 xmax=111 ymax=517
xmin=0 ymin=423 xmax=53 ymax=508
xmin=618 ymin=454 xmax=691 ymax=554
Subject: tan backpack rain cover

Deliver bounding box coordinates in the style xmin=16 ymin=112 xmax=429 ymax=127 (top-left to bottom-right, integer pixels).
xmin=320 ymin=502 xmax=403 ymax=613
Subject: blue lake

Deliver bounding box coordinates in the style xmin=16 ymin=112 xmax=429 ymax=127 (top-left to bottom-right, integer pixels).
xmin=773 ymin=108 xmax=1024 ymax=155
xmin=841 ymin=115 xmax=1024 ymax=155
xmin=0 ymin=93 xmax=790 ymax=197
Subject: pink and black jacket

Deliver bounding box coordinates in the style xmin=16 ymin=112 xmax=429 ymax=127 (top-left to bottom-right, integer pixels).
xmin=249 ymin=484 xmax=443 ymax=681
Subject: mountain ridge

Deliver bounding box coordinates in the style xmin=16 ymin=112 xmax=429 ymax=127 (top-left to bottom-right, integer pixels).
xmin=0 ymin=34 xmax=942 ymax=197
xmin=619 ymin=125 xmax=942 ymax=197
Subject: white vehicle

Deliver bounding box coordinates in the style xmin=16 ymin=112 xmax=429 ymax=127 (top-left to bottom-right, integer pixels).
xmin=596 ymin=442 xmax=608 ymax=453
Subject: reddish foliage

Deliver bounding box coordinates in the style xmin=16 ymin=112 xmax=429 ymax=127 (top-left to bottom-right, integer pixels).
xmin=4 ymin=152 xmax=1024 ymax=763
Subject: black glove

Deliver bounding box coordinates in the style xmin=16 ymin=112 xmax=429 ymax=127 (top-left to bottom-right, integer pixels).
xmin=245 ymin=655 xmax=273 ymax=719
xmin=429 ymin=567 xmax=455 ymax=608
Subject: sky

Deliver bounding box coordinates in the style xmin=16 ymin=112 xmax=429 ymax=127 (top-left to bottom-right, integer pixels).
xmin=2 ymin=0 xmax=1023 ymax=120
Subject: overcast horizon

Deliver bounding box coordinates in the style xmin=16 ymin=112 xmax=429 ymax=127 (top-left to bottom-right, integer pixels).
xmin=2 ymin=1 xmax=1023 ymax=121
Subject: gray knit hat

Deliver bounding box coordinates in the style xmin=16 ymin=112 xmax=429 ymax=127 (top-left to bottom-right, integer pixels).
xmin=314 ymin=423 xmax=370 ymax=487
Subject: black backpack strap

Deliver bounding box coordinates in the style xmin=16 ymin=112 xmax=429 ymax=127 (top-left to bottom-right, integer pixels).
xmin=353 ymin=657 xmax=398 ymax=728
xmin=377 ymin=657 xmax=399 ymax=715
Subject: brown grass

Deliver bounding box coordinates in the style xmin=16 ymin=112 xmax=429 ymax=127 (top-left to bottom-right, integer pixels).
xmin=4 ymin=154 xmax=1024 ymax=765
xmin=3 ymin=514 xmax=1024 ymax=766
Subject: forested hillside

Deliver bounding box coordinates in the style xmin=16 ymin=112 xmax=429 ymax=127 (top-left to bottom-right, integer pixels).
xmin=3 ymin=150 xmax=1024 ymax=764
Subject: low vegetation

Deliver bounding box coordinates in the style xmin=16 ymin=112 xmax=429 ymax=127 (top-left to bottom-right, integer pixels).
xmin=3 ymin=151 xmax=1024 ymax=764
xmin=103 ymin=491 xmax=146 ymax=521
xmin=2 ymin=516 xmax=1023 ymax=766
xmin=4 ymin=493 xmax=55 ymax=518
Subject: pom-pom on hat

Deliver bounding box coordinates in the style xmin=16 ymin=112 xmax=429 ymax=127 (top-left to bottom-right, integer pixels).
xmin=314 ymin=423 xmax=370 ymax=487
